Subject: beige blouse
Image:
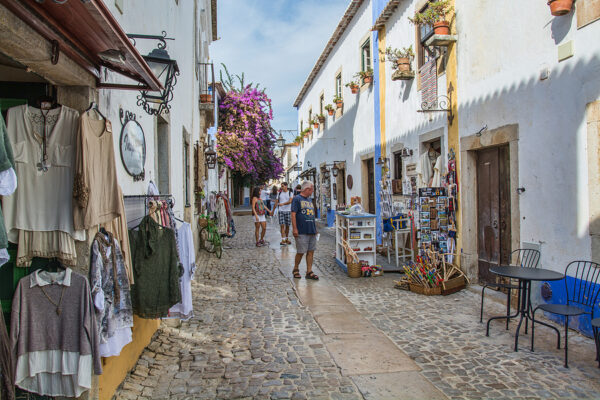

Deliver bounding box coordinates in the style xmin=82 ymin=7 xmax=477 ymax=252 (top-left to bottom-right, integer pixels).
xmin=73 ymin=112 xmax=123 ymax=230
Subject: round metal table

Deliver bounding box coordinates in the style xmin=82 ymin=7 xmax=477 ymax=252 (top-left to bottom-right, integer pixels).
xmin=487 ymin=265 xmax=564 ymax=351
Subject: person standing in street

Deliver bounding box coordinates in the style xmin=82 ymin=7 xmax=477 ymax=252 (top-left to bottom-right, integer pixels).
xmin=274 ymin=182 xmax=293 ymax=246
xmin=294 ymin=184 xmax=302 ymax=196
xmin=252 ymin=187 xmax=271 ymax=247
xmin=291 ymin=181 xmax=319 ymax=280
xmin=269 ymin=186 xmax=278 ymax=223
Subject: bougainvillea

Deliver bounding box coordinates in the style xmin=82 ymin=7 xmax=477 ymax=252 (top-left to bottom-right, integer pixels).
xmin=216 ymin=85 xmax=284 ymax=184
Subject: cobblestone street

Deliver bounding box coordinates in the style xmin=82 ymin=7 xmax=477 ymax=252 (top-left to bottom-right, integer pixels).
xmin=116 ymin=216 xmax=600 ymax=399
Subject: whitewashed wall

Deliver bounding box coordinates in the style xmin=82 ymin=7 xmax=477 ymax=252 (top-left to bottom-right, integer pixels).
xmin=457 ymin=1 xmax=600 ymax=271
xmin=100 ymin=0 xmax=213 ymax=220
xmin=297 ymin=1 xmax=375 ymax=203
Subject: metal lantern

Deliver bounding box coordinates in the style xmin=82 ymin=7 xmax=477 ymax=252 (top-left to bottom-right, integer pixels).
xmin=138 ymin=48 xmax=180 ymax=115
xmin=205 ymin=146 xmax=217 ymax=169
xmin=401 ymin=148 xmax=414 ymax=157
xmin=332 ymin=165 xmax=339 ymax=177
xmin=276 ymin=133 xmax=285 ymax=148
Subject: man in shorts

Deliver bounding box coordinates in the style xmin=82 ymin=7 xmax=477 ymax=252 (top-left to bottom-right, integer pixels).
xmin=274 ymin=182 xmax=293 ymax=245
xmin=291 ymin=181 xmax=319 ymax=280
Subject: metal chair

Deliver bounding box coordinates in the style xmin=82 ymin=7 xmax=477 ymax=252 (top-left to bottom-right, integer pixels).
xmin=592 ymin=317 xmax=600 ymax=368
xmin=480 ymin=249 xmax=541 ymax=329
xmin=531 ymin=261 xmax=600 ymax=368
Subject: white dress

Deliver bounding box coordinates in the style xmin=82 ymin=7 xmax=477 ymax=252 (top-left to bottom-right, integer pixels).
xmin=167 ymin=222 xmax=196 ymax=320
xmin=432 ymin=156 xmax=443 ymax=187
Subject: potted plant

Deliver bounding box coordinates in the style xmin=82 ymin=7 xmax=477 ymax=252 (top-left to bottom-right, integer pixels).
xmin=325 ymin=104 xmax=335 ymax=116
xmin=409 ymin=0 xmax=453 ymax=36
xmin=333 ymin=95 xmax=343 ymax=108
xmin=345 ymin=80 xmax=359 ymax=94
xmin=355 ymin=68 xmax=374 ymax=84
xmin=317 ymin=113 xmax=326 ymax=123
xmin=311 ymin=117 xmax=320 ymax=129
xmin=548 ymin=0 xmax=573 ymax=16
xmin=381 ymin=45 xmax=414 ymax=72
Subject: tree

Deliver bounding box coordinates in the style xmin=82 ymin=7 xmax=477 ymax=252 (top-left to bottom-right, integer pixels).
xmin=216 ymin=76 xmax=284 ymax=185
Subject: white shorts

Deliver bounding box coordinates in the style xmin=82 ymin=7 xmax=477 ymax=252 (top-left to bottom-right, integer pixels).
xmin=254 ymin=214 xmax=266 ymax=223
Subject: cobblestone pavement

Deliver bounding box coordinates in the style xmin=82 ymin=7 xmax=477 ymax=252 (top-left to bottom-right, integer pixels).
xmin=116 ymin=216 xmax=600 ymax=399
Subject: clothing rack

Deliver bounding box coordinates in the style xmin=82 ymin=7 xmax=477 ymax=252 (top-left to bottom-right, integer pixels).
xmin=124 ymin=194 xmax=174 ymax=228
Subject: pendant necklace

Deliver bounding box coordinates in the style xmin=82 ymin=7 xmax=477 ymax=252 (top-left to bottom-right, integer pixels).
xmin=39 ymin=285 xmax=66 ymax=315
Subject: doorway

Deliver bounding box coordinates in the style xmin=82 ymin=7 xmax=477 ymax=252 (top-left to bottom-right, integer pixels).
xmin=156 ymin=117 xmax=170 ymax=195
xmin=477 ymin=146 xmax=511 ymax=283
xmin=366 ymin=158 xmax=375 ymax=214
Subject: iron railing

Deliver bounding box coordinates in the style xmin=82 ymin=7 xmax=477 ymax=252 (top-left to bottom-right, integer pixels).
xmin=199 ymin=62 xmax=215 ymax=104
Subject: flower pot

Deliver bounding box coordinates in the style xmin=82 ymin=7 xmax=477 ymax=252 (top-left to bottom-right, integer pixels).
xmin=327 ymin=109 xmax=334 ymax=116
xmin=336 ymin=101 xmax=343 ymax=109
xmin=433 ymin=20 xmax=450 ymax=35
xmin=350 ymin=86 xmax=359 ymax=94
xmin=548 ymin=0 xmax=573 ymax=16
xmin=396 ymin=57 xmax=411 ymax=72
xmin=318 ymin=116 xmax=325 ymax=123
xmin=200 ymin=94 xmax=212 ymax=103
xmin=313 ymin=123 xmax=319 ymax=129
xmin=363 ymin=76 xmax=373 ymax=84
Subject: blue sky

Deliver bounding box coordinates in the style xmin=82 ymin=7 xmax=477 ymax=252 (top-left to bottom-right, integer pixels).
xmin=210 ymin=0 xmax=349 ymax=142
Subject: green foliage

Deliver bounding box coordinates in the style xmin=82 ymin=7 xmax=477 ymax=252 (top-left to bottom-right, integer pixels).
xmin=219 ymin=63 xmax=263 ymax=93
xmin=333 ymin=95 xmax=343 ymax=103
xmin=345 ymin=80 xmax=359 ymax=88
xmin=409 ymin=0 xmax=453 ymax=25
xmin=324 ymin=104 xmax=334 ymax=111
xmin=354 ymin=68 xmax=374 ymax=80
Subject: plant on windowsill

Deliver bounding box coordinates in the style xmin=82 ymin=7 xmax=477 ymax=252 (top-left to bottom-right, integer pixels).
xmin=408 ymin=0 xmax=453 ymax=36
xmin=345 ymin=80 xmax=360 ymax=94
xmin=354 ymin=68 xmax=374 ymax=85
xmin=325 ymin=104 xmax=335 ymax=116
xmin=333 ymin=95 xmax=343 ymax=109
xmin=381 ymin=45 xmax=414 ymax=72
xmin=311 ymin=117 xmax=320 ymax=129
xmin=317 ymin=113 xmax=326 ymax=123
xmin=547 ymin=0 xmax=573 ymax=16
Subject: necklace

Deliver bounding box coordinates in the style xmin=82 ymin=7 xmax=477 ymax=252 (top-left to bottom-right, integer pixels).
xmin=38 ymin=285 xmax=67 ymax=315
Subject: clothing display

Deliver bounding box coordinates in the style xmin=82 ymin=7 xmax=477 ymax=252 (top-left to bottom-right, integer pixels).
xmin=3 ymin=105 xmax=85 ymax=267
xmin=73 ymin=112 xmax=123 ymax=230
xmin=0 ymin=114 xmax=16 ymax=268
xmin=168 ymin=222 xmax=196 ymax=320
xmin=416 ymin=152 xmax=433 ymax=188
xmin=432 ymin=155 xmax=442 ymax=187
xmin=129 ymin=215 xmax=181 ymax=319
xmin=10 ymin=268 xmax=102 ymax=397
xmin=90 ymin=231 xmax=133 ymax=358
xmin=0 ymin=310 xmax=14 ymax=400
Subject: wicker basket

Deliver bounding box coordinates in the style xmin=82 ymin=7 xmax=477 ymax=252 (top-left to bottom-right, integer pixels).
xmin=198 ymin=218 xmax=208 ymax=228
xmin=347 ymin=261 xmax=362 ymax=278
xmin=409 ymin=283 xmax=442 ymax=296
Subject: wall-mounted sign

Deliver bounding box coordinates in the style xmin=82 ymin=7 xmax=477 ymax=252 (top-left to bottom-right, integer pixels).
xmin=119 ymin=108 xmax=146 ymax=181
xmin=347 ymin=175 xmax=353 ymax=190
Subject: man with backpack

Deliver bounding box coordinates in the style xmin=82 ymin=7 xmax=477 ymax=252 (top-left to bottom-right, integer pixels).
xmin=274 ymin=182 xmax=293 ymax=245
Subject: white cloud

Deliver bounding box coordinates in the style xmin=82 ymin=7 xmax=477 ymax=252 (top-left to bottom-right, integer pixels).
xmin=210 ymin=0 xmax=349 ymax=141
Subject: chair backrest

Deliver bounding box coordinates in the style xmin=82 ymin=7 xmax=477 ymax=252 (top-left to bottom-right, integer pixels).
xmin=511 ymin=248 xmax=540 ymax=269
xmin=564 ymin=261 xmax=600 ymax=310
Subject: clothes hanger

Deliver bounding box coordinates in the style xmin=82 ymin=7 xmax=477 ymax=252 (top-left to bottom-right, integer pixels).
xmin=85 ymin=101 xmax=107 ymax=121
xmin=45 ymin=257 xmax=65 ymax=272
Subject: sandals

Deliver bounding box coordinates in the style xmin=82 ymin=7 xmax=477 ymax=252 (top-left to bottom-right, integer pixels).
xmin=305 ymin=271 xmax=319 ymax=280
xmin=292 ymin=269 xmax=301 ymax=279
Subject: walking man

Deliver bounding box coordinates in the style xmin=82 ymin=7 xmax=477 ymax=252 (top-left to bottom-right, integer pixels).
xmin=274 ymin=182 xmax=293 ymax=245
xmin=291 ymin=181 xmax=319 ymax=280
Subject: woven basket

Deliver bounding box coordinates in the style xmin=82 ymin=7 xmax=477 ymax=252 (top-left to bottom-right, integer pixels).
xmin=348 ymin=261 xmax=362 ymax=278
xmin=409 ymin=283 xmax=442 ymax=296
xmin=198 ymin=218 xmax=208 ymax=228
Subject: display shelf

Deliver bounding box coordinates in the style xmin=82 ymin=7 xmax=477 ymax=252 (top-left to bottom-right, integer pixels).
xmin=335 ymin=212 xmax=377 ymax=275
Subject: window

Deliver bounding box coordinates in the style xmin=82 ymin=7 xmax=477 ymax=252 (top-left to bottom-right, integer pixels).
xmin=300 ymin=120 xmax=303 ymax=132
xmin=319 ymin=94 xmax=324 ymax=115
xmin=416 ymin=2 xmax=435 ymax=69
xmin=184 ymin=140 xmax=190 ymax=207
xmin=335 ymin=74 xmax=342 ymax=98
xmin=394 ymin=151 xmax=403 ymax=180
xmin=308 ymin=108 xmax=312 ymax=125
xmin=361 ymin=39 xmax=371 ymax=72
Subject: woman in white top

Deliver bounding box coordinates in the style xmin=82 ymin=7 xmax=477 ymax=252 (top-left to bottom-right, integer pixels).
xmin=252 ymin=187 xmax=272 ymax=247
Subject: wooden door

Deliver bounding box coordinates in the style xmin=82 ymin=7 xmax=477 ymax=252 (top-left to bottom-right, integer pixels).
xmin=477 ymin=146 xmax=511 ymax=283
xmin=367 ymin=158 xmax=375 ymax=214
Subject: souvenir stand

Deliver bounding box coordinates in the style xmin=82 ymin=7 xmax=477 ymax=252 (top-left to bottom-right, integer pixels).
xmin=335 ymin=212 xmax=377 ymax=274
xmin=416 ymin=187 xmax=449 ymax=254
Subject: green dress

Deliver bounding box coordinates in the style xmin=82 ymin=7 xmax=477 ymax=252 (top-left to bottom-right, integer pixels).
xmin=128 ymin=216 xmax=181 ymax=318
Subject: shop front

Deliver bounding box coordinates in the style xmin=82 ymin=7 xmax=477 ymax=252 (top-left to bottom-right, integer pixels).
xmin=0 ymin=2 xmax=199 ymax=399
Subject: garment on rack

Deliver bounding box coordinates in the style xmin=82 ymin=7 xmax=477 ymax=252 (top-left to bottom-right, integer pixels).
xmin=128 ymin=216 xmax=181 ymax=318
xmin=3 ymin=105 xmax=85 ymax=267
xmin=431 ymin=155 xmax=443 ymax=187
xmin=216 ymin=196 xmax=229 ymax=235
xmin=10 ymin=268 xmax=102 ymax=397
xmin=167 ymin=222 xmax=195 ymax=320
xmin=0 ymin=113 xmax=16 ymax=268
xmin=0 ymin=309 xmax=14 ymax=400
xmin=73 ymin=112 xmax=123 ymax=230
xmin=90 ymin=231 xmax=133 ymax=358
xmin=416 ymin=151 xmax=433 ymax=188
xmin=16 ymin=230 xmax=77 ymax=267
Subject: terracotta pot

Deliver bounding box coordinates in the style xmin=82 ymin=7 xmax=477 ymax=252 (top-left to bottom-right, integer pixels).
xmin=433 ymin=20 xmax=450 ymax=35
xmin=200 ymin=94 xmax=212 ymax=103
xmin=327 ymin=109 xmax=334 ymax=116
xmin=548 ymin=0 xmax=573 ymax=16
xmin=313 ymin=123 xmax=319 ymax=128
xmin=351 ymin=86 xmax=359 ymax=94
xmin=396 ymin=57 xmax=411 ymax=72
xmin=336 ymin=101 xmax=343 ymax=109
xmin=363 ymin=76 xmax=373 ymax=84
xmin=318 ymin=116 xmax=325 ymax=123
